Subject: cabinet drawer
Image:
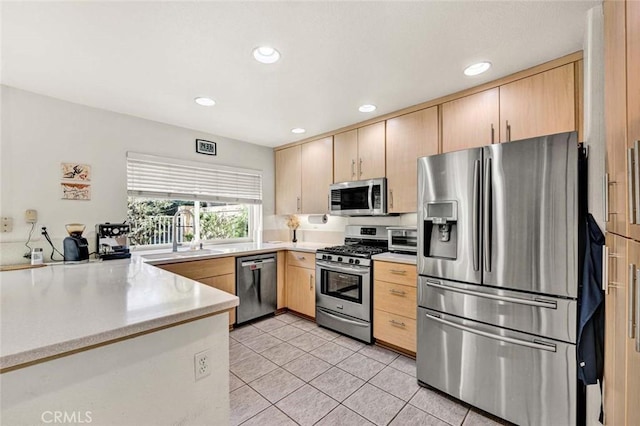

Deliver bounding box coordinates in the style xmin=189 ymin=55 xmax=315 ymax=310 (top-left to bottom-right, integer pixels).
xmin=374 ymin=309 xmax=416 ymax=353
xmin=374 ymin=280 xmax=416 ymax=319
xmin=374 ymin=261 xmax=417 ymax=286
xmin=158 ymin=256 xmax=235 ymax=280
xmin=287 ymin=251 xmax=315 ymax=270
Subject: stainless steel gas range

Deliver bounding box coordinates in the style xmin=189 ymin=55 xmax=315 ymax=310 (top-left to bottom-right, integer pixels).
xmin=315 ymin=225 xmax=387 ymax=343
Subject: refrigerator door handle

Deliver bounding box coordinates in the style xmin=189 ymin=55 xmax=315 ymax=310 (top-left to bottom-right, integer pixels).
xmin=483 ymin=157 xmax=492 ymax=272
xmin=426 ymin=313 xmax=557 ymax=352
xmin=472 ymin=159 xmax=481 ymax=271
xmin=425 ymin=280 xmax=557 ymax=309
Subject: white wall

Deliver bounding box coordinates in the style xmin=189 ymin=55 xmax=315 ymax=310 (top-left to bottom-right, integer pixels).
xmin=584 ymin=5 xmax=605 ymax=426
xmin=0 ymin=314 xmax=229 ymax=425
xmin=0 ymin=86 xmax=274 ymax=265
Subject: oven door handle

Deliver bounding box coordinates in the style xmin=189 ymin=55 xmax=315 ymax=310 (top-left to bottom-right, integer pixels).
xmin=317 ymin=308 xmax=369 ymax=327
xmin=316 ymin=260 xmax=370 ymax=275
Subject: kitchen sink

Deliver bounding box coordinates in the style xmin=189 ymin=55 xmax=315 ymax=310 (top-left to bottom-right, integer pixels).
xmin=140 ymin=248 xmax=224 ymax=261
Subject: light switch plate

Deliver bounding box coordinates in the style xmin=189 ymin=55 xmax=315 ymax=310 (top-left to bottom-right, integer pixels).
xmin=2 ymin=217 xmax=13 ymax=232
xmin=25 ymin=209 xmax=37 ymax=223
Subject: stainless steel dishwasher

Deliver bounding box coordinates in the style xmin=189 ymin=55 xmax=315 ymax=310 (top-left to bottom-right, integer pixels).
xmin=236 ymin=253 xmax=277 ymax=324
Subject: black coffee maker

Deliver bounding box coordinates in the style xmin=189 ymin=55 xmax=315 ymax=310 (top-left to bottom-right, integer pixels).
xmin=63 ymin=223 xmax=90 ymax=262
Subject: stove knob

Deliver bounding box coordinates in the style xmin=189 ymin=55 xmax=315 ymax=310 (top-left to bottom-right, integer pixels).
xmin=322 ymin=255 xmax=328 ymax=260
xmin=349 ymin=258 xmax=354 ymax=264
xmin=337 ymin=257 xmax=343 ymax=262
xmin=355 ymin=259 xmax=360 ymax=265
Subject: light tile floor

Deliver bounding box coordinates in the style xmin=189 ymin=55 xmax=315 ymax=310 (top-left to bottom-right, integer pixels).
xmin=229 ymin=313 xmax=509 ymax=426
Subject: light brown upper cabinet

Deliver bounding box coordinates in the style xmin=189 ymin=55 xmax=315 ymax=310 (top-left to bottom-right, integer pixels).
xmin=442 ymin=88 xmax=499 ymax=153
xmin=386 ymin=107 xmax=438 ymax=213
xmin=499 ymin=63 xmax=576 ymax=143
xmin=275 ymin=145 xmax=301 ymax=214
xmin=275 ymin=137 xmax=333 ymax=215
xmin=301 ymin=137 xmax=333 ymax=213
xmin=604 ymin=0 xmax=629 ymax=236
xmin=334 ymin=122 xmax=385 ymax=182
xmin=628 ymin=0 xmax=640 ymax=243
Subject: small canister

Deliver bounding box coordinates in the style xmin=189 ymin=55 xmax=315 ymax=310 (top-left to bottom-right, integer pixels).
xmin=31 ymin=248 xmax=44 ymax=265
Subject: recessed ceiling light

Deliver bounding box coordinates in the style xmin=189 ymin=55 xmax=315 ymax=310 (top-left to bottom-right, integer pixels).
xmin=253 ymin=46 xmax=281 ymax=64
xmin=464 ymin=62 xmax=492 ymax=76
xmin=291 ymin=128 xmax=306 ymax=134
xmin=194 ymin=97 xmax=216 ymax=106
xmin=359 ymin=104 xmax=377 ymax=113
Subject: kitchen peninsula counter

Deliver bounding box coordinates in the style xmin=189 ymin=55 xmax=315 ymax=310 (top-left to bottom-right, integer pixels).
xmin=0 ymin=258 xmax=239 ymax=372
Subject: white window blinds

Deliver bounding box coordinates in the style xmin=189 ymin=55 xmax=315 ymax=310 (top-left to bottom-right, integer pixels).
xmin=127 ymin=152 xmax=262 ymax=204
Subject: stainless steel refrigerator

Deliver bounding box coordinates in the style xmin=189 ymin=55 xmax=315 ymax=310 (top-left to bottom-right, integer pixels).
xmin=417 ymin=132 xmax=584 ymax=426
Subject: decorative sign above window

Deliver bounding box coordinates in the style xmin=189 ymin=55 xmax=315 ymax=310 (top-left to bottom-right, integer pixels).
xmin=196 ymin=139 xmax=217 ymax=156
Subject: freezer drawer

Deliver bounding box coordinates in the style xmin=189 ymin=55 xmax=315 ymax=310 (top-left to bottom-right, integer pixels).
xmin=417 ymin=307 xmax=576 ymax=426
xmin=418 ymin=276 xmax=577 ymax=343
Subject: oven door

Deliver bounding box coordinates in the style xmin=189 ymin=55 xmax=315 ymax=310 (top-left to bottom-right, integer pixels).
xmin=316 ymin=260 xmax=371 ymax=321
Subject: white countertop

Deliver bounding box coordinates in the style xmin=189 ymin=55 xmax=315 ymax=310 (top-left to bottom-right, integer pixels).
xmin=0 ymin=241 xmax=329 ymax=372
xmin=0 ymin=258 xmax=239 ymax=372
xmin=372 ymin=252 xmax=418 ymax=265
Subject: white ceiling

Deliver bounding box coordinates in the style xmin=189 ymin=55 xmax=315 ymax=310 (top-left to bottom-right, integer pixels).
xmin=1 ymin=1 xmax=599 ymax=148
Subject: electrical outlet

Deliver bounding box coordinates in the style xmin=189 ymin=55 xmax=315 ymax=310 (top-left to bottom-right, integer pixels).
xmin=194 ymin=349 xmax=211 ymax=381
xmin=2 ymin=217 xmax=13 ymax=233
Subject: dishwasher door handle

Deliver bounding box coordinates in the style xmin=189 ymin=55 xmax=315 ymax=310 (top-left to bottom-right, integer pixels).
xmin=241 ymin=258 xmax=275 ymax=268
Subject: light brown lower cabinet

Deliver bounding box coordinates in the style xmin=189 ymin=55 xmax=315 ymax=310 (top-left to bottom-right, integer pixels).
xmin=604 ymin=233 xmax=640 ymax=425
xmin=156 ymin=257 xmax=236 ymax=327
xmin=373 ymin=260 xmax=417 ymax=354
xmin=286 ymin=251 xmax=316 ymax=318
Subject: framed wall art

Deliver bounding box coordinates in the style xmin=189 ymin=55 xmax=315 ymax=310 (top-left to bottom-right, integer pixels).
xmin=61 ymin=163 xmax=91 ymax=181
xmin=61 ymin=183 xmax=91 ymax=201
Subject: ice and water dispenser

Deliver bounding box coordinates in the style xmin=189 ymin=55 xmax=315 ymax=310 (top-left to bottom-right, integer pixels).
xmin=423 ymin=200 xmax=457 ymax=260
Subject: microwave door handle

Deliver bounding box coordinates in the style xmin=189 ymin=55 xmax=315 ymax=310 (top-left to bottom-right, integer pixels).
xmin=368 ymin=184 xmax=373 ymax=210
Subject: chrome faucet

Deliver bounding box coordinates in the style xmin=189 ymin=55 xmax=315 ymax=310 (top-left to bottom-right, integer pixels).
xmin=172 ymin=207 xmax=195 ymax=252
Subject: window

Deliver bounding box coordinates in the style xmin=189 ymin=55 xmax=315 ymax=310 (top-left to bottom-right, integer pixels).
xmin=126 ymin=153 xmax=262 ymax=247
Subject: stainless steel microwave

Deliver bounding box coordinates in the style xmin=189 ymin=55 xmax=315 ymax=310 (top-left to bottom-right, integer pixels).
xmin=329 ymin=178 xmax=387 ymax=216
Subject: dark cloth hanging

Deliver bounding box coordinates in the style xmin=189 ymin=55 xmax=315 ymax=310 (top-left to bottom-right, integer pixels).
xmin=577 ymin=213 xmax=605 ymax=385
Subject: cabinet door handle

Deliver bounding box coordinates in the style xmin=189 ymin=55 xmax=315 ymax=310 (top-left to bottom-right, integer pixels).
xmin=296 ymin=196 xmax=301 ymax=213
xmin=309 ymin=274 xmax=313 ymax=290
xmin=506 ymin=120 xmax=511 ymax=142
xmin=630 ymin=264 xmax=636 ymax=339
xmin=297 ymin=256 xmax=306 ymax=260
xmin=390 ymin=189 xmax=394 ymax=209
xmin=636 ymin=267 xmax=640 ymax=352
xmin=389 ymin=288 xmax=407 ymax=296
xmin=359 ymin=158 xmax=363 ymax=178
xmin=351 ymin=159 xmax=356 ymax=179
xmin=390 ymin=269 xmax=407 ymax=275
xmin=603 ymin=246 xmax=609 ymax=294
xmin=635 ymin=141 xmax=640 ymax=224
xmin=389 ymin=319 xmax=406 ymax=328
xmin=491 ymin=123 xmax=495 ymax=144
xmin=629 ymin=148 xmax=635 ymax=224
xmin=604 ymin=173 xmax=609 ymax=222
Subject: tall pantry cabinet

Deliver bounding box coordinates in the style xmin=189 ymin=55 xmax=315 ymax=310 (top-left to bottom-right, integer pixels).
xmin=603 ymin=0 xmax=640 ymax=424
